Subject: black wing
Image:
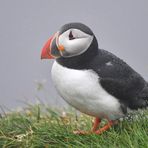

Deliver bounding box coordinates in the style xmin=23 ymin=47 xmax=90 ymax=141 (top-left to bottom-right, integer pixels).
xmin=88 ymin=49 xmax=148 ymax=110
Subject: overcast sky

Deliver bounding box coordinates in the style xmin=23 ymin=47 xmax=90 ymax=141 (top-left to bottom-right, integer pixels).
xmin=0 ymin=0 xmax=148 ymax=110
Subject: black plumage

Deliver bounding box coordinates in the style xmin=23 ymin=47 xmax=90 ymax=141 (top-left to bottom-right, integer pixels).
xmin=56 ymin=23 xmax=148 ymax=112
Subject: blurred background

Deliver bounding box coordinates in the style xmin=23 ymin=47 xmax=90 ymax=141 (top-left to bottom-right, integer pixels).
xmin=0 ymin=0 xmax=148 ymax=111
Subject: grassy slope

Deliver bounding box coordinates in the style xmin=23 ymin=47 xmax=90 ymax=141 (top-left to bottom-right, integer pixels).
xmin=0 ymin=105 xmax=148 ymax=148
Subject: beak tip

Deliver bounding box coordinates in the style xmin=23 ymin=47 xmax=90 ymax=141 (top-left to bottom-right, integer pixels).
xmin=40 ymin=34 xmax=56 ymax=60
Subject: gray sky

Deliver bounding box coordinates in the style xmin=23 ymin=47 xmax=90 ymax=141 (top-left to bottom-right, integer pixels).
xmin=0 ymin=0 xmax=148 ymax=110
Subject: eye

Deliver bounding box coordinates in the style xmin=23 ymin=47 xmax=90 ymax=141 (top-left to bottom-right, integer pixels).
xmin=69 ymin=31 xmax=75 ymax=40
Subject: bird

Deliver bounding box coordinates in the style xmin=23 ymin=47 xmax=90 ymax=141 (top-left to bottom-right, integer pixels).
xmin=41 ymin=22 xmax=148 ymax=134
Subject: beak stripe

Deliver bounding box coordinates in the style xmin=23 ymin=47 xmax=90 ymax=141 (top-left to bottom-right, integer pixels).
xmin=56 ymin=32 xmax=65 ymax=51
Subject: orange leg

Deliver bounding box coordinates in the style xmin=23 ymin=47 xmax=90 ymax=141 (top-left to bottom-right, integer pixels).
xmin=92 ymin=117 xmax=101 ymax=132
xmin=74 ymin=118 xmax=118 ymax=135
xmin=73 ymin=117 xmax=101 ymax=135
xmin=95 ymin=120 xmax=118 ymax=134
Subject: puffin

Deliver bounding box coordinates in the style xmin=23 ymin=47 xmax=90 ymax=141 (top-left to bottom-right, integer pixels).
xmin=41 ymin=22 xmax=148 ymax=134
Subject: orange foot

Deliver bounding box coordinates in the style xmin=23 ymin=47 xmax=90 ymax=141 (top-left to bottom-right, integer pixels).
xmin=74 ymin=117 xmax=118 ymax=135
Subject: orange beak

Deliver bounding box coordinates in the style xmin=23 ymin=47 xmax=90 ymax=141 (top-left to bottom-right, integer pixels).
xmin=41 ymin=34 xmax=55 ymax=59
xmin=41 ymin=33 xmax=65 ymax=59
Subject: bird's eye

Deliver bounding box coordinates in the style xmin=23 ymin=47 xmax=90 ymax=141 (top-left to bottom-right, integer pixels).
xmin=69 ymin=31 xmax=75 ymax=40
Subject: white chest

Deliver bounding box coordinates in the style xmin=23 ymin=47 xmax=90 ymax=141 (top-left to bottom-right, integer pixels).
xmin=51 ymin=61 xmax=124 ymax=120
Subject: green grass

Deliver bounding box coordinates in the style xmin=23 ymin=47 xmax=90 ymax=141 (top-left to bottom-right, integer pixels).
xmin=0 ymin=105 xmax=148 ymax=148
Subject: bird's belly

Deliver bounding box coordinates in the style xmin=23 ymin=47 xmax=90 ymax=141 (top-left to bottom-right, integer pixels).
xmin=51 ymin=61 xmax=124 ymax=120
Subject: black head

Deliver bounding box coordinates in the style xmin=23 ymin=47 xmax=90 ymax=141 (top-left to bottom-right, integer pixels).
xmin=59 ymin=22 xmax=94 ymax=36
xmin=41 ymin=22 xmax=99 ymax=68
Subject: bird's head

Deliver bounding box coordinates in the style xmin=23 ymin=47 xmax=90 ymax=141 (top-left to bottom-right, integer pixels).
xmin=41 ymin=22 xmax=98 ymax=60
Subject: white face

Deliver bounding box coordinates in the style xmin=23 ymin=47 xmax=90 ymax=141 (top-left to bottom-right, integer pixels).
xmin=58 ymin=29 xmax=94 ymax=57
